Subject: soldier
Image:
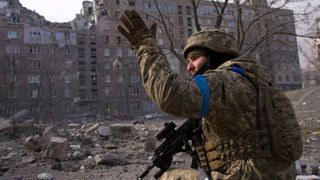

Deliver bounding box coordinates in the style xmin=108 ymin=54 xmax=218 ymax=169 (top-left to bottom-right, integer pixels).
xmin=118 ymin=10 xmax=300 ymax=180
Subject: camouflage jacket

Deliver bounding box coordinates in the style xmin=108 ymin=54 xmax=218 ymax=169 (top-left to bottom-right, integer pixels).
xmin=135 ymin=39 xmax=296 ymax=179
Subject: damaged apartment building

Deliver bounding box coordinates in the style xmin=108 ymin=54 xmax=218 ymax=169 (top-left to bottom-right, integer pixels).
xmin=0 ymin=0 xmax=302 ymax=120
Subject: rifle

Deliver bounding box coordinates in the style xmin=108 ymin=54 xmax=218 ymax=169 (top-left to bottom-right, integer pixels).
xmin=137 ymin=118 xmax=202 ymax=180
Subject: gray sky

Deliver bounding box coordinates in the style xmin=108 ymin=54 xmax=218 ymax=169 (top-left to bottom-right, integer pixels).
xmin=19 ymin=0 xmax=84 ymax=22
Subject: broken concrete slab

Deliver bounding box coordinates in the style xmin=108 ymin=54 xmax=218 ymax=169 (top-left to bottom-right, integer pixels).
xmin=94 ymin=153 xmax=127 ymax=165
xmin=0 ymin=118 xmax=13 ymax=135
xmin=44 ymin=137 xmax=68 ymax=161
xmin=24 ymin=136 xmax=41 ymax=152
xmin=109 ymin=123 xmax=135 ymax=138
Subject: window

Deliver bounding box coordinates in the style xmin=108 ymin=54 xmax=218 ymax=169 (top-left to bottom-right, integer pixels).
xmin=51 ymin=46 xmax=56 ymax=54
xmin=78 ymin=36 xmax=85 ymax=44
xmin=52 ymin=89 xmax=57 ymax=97
xmin=187 ymin=29 xmax=193 ymax=36
xmin=7 ymin=75 xmax=18 ymax=84
xmin=6 ymin=45 xmax=20 ymax=54
xmin=64 ymin=75 xmax=71 ymax=83
xmin=130 ymin=75 xmax=140 ymax=83
xmin=187 ymin=17 xmax=192 ymax=26
xmin=130 ymin=101 xmax=140 ymax=109
xmin=128 ymin=49 xmax=134 ymax=56
xmin=130 ymin=87 xmax=140 ymax=95
xmin=28 ymin=46 xmax=40 ymax=54
xmin=64 ymin=89 xmax=71 ymax=97
xmin=66 ymin=61 xmax=72 ymax=68
xmin=116 ymin=36 xmax=121 ymax=44
xmin=105 ymin=36 xmax=109 ymax=44
xmin=90 ymin=34 xmax=96 ymax=44
xmin=7 ymin=31 xmax=19 ymax=39
xmin=8 ymin=60 xmax=20 ymax=68
xmin=118 ymin=88 xmax=125 ymax=96
xmin=29 ymin=89 xmax=39 ymax=98
xmin=29 ymin=31 xmax=41 ymax=40
xmin=28 ymin=60 xmax=40 ymax=68
xmin=104 ymin=23 xmax=110 ymax=30
xmin=104 ymin=48 xmax=110 ymax=56
xmin=116 ymin=49 xmax=122 ymax=57
xmin=178 ymin=16 xmax=183 ymax=26
xmin=78 ymin=47 xmax=85 ymax=58
xmin=64 ymin=32 xmax=70 ymax=41
xmin=65 ymin=45 xmax=71 ymax=54
xmin=91 ymin=48 xmax=97 ymax=58
xmin=128 ymin=0 xmax=135 ymax=6
xmin=178 ymin=5 xmax=182 ymax=14
xmin=118 ymin=75 xmax=123 ymax=83
xmin=186 ymin=6 xmax=192 ymax=15
xmin=105 ymin=87 xmax=111 ymax=96
xmin=28 ymin=75 xmax=40 ymax=83
xmin=104 ymin=61 xmax=111 ymax=69
xmin=116 ymin=0 xmax=120 ymax=5
xmin=105 ymin=75 xmax=111 ymax=83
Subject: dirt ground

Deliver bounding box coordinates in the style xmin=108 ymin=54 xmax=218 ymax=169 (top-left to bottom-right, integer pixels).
xmin=0 ymin=86 xmax=320 ymax=180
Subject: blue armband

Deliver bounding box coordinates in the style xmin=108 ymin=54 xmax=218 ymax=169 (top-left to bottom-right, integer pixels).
xmin=193 ymin=75 xmax=211 ymax=118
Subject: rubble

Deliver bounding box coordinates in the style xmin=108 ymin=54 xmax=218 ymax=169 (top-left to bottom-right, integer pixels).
xmin=0 ymin=86 xmax=318 ymax=179
xmin=44 ymin=137 xmax=68 ymax=161
xmin=0 ymin=118 xmax=13 ymax=135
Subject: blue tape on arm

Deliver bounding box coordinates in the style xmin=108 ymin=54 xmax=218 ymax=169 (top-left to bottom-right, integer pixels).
xmin=193 ymin=75 xmax=211 ymax=118
xmin=231 ymin=65 xmax=245 ymax=75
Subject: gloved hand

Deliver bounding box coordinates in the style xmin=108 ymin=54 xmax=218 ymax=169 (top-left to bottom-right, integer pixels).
xmin=117 ymin=9 xmax=157 ymax=48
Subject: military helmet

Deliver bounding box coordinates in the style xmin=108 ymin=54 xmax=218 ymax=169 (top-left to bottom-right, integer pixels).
xmin=183 ymin=28 xmax=240 ymax=58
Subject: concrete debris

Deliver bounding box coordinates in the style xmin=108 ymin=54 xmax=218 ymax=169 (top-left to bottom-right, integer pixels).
xmin=9 ymin=109 xmax=29 ymax=122
xmin=37 ymin=172 xmax=53 ymax=180
xmin=84 ymin=123 xmax=100 ymax=135
xmin=1 ymin=85 xmax=320 ymax=179
xmin=24 ymin=136 xmax=41 ymax=152
xmin=109 ymin=123 xmax=135 ymax=138
xmin=44 ymin=137 xmax=68 ymax=161
xmin=68 ymin=123 xmax=82 ymax=129
xmin=96 ymin=125 xmax=111 ymax=137
xmin=0 ymin=118 xmax=13 ymax=135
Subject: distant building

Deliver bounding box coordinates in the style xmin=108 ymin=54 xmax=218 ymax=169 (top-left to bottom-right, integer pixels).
xmin=303 ymin=37 xmax=320 ymax=87
xmin=0 ymin=0 xmax=303 ymax=119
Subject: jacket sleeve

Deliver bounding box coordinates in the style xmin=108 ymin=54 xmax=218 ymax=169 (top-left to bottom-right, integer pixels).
xmin=135 ymin=39 xmax=203 ymax=118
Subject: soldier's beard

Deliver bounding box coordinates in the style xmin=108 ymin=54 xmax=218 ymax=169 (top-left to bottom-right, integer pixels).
xmin=193 ymin=63 xmax=209 ymax=77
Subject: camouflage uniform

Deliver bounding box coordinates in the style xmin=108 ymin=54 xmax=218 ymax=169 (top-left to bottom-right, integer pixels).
xmin=117 ymin=10 xmax=297 ymax=180
xmin=134 ymin=41 xmax=297 ymax=180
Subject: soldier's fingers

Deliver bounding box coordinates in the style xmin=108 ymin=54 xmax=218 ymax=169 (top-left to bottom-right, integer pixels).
xmin=129 ymin=10 xmax=147 ymax=29
xmin=117 ymin=25 xmax=131 ymax=40
xmin=120 ymin=14 xmax=134 ymax=33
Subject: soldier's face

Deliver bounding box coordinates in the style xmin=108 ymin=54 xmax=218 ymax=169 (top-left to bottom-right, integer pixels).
xmin=187 ymin=55 xmax=207 ymax=76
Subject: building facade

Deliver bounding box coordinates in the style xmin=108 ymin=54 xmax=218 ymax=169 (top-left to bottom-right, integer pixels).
xmin=0 ymin=0 xmax=303 ymax=119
